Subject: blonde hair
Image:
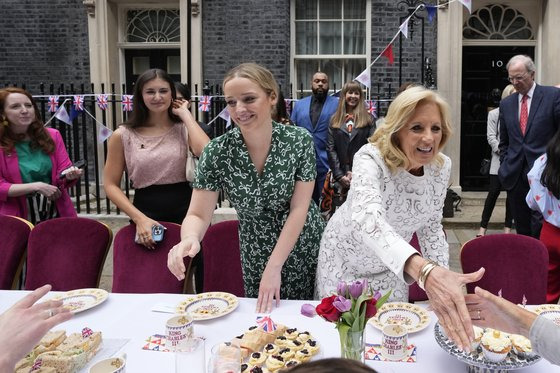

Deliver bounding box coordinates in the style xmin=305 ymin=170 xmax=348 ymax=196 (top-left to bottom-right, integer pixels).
xmin=330 ymin=81 xmax=372 ymax=129
xmin=370 ymin=86 xmax=452 ymax=172
xmin=223 ymin=62 xmax=278 ymax=101
xmin=501 ymin=84 xmax=516 ymax=99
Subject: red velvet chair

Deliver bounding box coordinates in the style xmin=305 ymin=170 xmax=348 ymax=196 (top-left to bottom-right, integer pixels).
xmin=461 ymin=234 xmax=548 ymax=304
xmin=408 ymin=233 xmax=428 ymax=303
xmin=24 ymin=217 xmax=112 ymax=291
xmin=0 ymin=215 xmax=33 ymax=289
xmin=201 ymin=220 xmax=244 ymax=296
xmin=112 ymin=222 xmax=192 ymax=293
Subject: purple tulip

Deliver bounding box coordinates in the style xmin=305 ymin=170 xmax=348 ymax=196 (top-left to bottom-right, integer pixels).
xmin=333 ymin=296 xmax=352 ymax=313
xmin=373 ymin=290 xmax=382 ymax=301
xmin=300 ymin=303 xmax=317 ymax=318
xmin=349 ymin=280 xmax=365 ymax=299
xmin=362 ymin=278 xmax=369 ymax=295
xmin=336 ymin=281 xmax=348 ymax=297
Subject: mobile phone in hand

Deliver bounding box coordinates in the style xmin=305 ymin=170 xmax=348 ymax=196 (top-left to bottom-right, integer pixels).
xmin=59 ymin=160 xmax=86 ymax=179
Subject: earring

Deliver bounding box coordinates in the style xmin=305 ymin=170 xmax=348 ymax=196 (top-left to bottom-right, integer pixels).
xmin=1 ymin=117 xmax=8 ymax=127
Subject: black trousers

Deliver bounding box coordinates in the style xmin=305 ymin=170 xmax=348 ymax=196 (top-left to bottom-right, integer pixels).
xmin=507 ymin=160 xmax=543 ymax=238
xmin=480 ymin=174 xmax=513 ymax=229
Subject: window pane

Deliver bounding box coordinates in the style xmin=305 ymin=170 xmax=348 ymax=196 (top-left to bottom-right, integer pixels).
xmin=296 ymin=60 xmax=320 ymax=93
xmin=167 ymin=56 xmax=181 ymax=74
xmin=132 ymin=57 xmax=150 ymax=75
xmin=319 ymin=0 xmax=341 ymax=19
xmin=296 ymin=0 xmax=316 ymax=20
xmin=344 ymin=21 xmax=365 ymax=54
xmin=319 ymin=21 xmax=341 ymax=54
xmin=320 ymin=59 xmax=343 ymax=90
xmin=296 ymin=22 xmax=317 ymax=54
xmin=345 ymin=59 xmax=366 ymax=84
xmin=344 ymin=0 xmax=366 ymax=19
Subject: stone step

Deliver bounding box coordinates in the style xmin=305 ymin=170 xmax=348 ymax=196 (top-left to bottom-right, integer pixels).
xmin=459 ymin=191 xmax=507 ymax=206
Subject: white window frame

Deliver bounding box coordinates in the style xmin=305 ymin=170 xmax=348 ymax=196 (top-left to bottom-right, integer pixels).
xmin=290 ymin=0 xmax=371 ymax=98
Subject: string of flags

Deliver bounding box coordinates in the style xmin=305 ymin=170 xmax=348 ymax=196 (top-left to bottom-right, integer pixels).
xmin=353 ymin=0 xmax=471 ymax=89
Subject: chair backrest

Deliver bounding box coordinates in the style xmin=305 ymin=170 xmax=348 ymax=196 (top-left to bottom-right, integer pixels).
xmin=201 ymin=220 xmax=244 ymax=296
xmin=0 ymin=215 xmax=33 ymax=289
xmin=461 ymin=234 xmax=548 ymax=304
xmin=24 ymin=217 xmax=112 ymax=291
xmin=112 ymin=222 xmax=192 ymax=293
xmin=408 ymin=233 xmax=428 ymax=303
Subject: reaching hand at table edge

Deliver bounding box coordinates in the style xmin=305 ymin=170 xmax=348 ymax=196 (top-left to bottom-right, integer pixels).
xmin=167 ymin=236 xmax=201 ymax=281
xmin=0 ymin=284 xmax=72 ymax=372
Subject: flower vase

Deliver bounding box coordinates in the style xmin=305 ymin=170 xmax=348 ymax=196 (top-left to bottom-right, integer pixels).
xmin=339 ymin=329 xmax=365 ymax=362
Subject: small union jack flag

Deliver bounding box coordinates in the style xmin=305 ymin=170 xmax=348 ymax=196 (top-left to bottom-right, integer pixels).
xmin=82 ymin=327 xmax=93 ymax=338
xmin=122 ymin=95 xmax=134 ymax=112
xmin=96 ymin=94 xmax=108 ymax=110
xmin=198 ymin=95 xmax=211 ymax=112
xmin=73 ymin=95 xmax=84 ymax=111
xmin=47 ymin=96 xmax=59 ymax=112
xmin=256 ymin=316 xmax=277 ymax=332
xmin=30 ymin=358 xmax=43 ymax=371
xmin=367 ymin=100 xmax=378 ymax=118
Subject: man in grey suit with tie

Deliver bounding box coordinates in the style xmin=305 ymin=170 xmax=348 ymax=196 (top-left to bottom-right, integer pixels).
xmin=498 ymin=55 xmax=560 ymax=237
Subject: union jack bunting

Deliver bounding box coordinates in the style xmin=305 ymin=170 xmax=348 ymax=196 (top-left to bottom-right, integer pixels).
xmin=198 ymin=95 xmax=211 ymax=112
xmin=256 ymin=316 xmax=277 ymax=332
xmin=284 ymin=99 xmax=291 ymax=117
xmin=367 ymin=100 xmax=378 ymax=118
xmin=47 ymin=96 xmax=59 ymax=112
xmin=73 ymin=95 xmax=84 ymax=111
xmin=122 ymin=95 xmax=134 ymax=112
xmin=96 ymin=94 xmax=108 ymax=110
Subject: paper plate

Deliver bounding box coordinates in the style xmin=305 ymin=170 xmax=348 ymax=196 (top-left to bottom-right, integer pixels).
xmin=176 ymin=292 xmax=238 ymax=320
xmin=50 ymin=288 xmax=108 ymax=313
xmin=534 ymin=304 xmax=560 ymax=325
xmin=368 ymin=302 xmax=431 ymax=333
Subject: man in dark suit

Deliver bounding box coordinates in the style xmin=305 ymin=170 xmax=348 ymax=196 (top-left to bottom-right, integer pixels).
xmin=290 ymin=72 xmax=339 ymax=204
xmin=498 ymin=55 xmax=560 ymax=237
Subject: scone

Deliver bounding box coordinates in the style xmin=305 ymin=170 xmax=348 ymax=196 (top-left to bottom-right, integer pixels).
xmin=274 ymin=336 xmax=288 ymax=347
xmin=304 ymin=340 xmax=319 ymax=355
xmin=284 ymin=328 xmax=299 ymax=340
xmin=295 ymin=348 xmax=311 ymax=362
xmin=241 ymin=363 xmax=252 ymax=373
xmin=263 ymin=343 xmax=279 ymax=356
xmin=296 ymin=331 xmax=311 ymax=344
xmin=278 ymin=347 xmax=294 ymax=360
xmin=481 ymin=329 xmax=512 ymax=362
xmin=510 ymin=334 xmax=535 ymax=358
xmin=249 ymin=351 xmax=267 ymax=365
xmin=265 ymin=355 xmax=284 ymax=372
xmin=249 ymin=366 xmax=270 ymax=373
xmin=284 ymin=359 xmax=300 ymax=368
xmin=286 ymin=339 xmax=304 ymax=351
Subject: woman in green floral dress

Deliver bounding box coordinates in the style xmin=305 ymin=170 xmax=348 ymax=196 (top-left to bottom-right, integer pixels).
xmin=168 ymin=63 xmax=325 ymax=312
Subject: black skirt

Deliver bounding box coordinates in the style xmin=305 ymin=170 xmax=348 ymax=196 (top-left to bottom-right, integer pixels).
xmin=133 ymin=182 xmax=192 ymax=224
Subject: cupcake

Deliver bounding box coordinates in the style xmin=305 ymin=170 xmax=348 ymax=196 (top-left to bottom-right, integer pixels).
xmin=471 ymin=326 xmax=484 ymax=351
xmin=249 ymin=352 xmax=267 ymax=365
xmin=274 ymin=336 xmax=288 ymax=347
xmin=481 ymin=329 xmax=512 ymax=362
xmin=304 ymin=340 xmax=319 ymax=355
xmin=284 ymin=328 xmax=299 ymax=340
xmin=295 ymin=348 xmax=311 ymax=362
xmin=286 ymin=339 xmax=304 ymax=351
xmin=296 ymin=331 xmax=311 ymax=344
xmin=278 ymin=347 xmax=294 ymax=360
xmin=510 ymin=334 xmax=535 ymax=358
xmin=265 ymin=355 xmax=284 ymax=372
xmin=263 ymin=343 xmax=279 ymax=356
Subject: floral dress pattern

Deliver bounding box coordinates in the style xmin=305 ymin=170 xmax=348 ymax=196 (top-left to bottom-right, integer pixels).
xmin=193 ymin=122 xmax=325 ymax=299
xmin=314 ymin=144 xmax=450 ymax=301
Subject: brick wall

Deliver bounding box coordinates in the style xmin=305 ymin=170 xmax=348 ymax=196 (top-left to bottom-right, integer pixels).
xmin=0 ymin=0 xmax=90 ymax=94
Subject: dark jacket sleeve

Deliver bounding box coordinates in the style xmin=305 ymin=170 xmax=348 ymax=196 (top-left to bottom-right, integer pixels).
xmin=327 ymin=127 xmax=343 ymax=180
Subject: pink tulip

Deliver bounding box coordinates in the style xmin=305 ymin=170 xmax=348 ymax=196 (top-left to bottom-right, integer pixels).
xmin=333 ymin=296 xmax=352 ymax=313
xmin=300 ymin=303 xmax=317 ymax=318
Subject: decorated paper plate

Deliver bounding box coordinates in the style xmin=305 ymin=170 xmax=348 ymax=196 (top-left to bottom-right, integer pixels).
xmin=434 ymin=322 xmax=541 ymax=370
xmin=534 ymin=304 xmax=560 ymax=325
xmin=368 ymin=302 xmax=431 ymax=333
xmin=176 ymin=292 xmax=238 ymax=320
xmin=50 ymin=288 xmax=108 ymax=313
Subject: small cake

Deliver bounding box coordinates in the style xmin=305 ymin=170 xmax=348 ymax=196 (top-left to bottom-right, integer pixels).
xmin=249 ymin=366 xmax=270 ymax=373
xmin=295 ymin=348 xmax=311 ymax=362
xmin=241 ymin=363 xmax=252 ymax=373
xmin=481 ymin=329 xmax=512 ymax=362
xmin=284 ymin=328 xmax=299 ymax=340
xmin=265 ymin=355 xmax=284 ymax=372
xmin=278 ymin=347 xmax=294 ymax=360
xmin=263 ymin=343 xmax=279 ymax=356
xmin=249 ymin=352 xmax=267 ymax=365
xmin=284 ymin=359 xmax=300 ymax=368
xmin=286 ymin=339 xmax=304 ymax=351
xmin=304 ymin=340 xmax=319 ymax=355
xmin=296 ymin=331 xmax=311 ymax=343
xmin=471 ymin=326 xmax=484 ymax=351
xmin=274 ymin=336 xmax=288 ymax=347
xmin=510 ymin=334 xmax=535 ymax=358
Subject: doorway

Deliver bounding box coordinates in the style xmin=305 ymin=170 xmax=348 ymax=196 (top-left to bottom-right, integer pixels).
xmin=460 ymin=45 xmax=534 ymax=191
xmin=124 ymin=49 xmax=181 ymax=94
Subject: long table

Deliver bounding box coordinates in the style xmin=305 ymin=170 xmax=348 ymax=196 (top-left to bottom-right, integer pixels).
xmin=1 ymin=290 xmax=558 ymax=372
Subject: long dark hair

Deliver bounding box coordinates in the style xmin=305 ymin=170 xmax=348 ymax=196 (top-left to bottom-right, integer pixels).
xmin=541 ymin=129 xmax=560 ymax=199
xmin=124 ymin=69 xmax=181 ymax=128
xmin=0 ymin=87 xmax=55 ymax=153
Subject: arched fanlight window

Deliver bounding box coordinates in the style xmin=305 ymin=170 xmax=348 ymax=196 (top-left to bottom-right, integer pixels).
xmin=463 ymin=4 xmax=533 ymax=40
xmin=126 ymin=9 xmax=180 ymax=43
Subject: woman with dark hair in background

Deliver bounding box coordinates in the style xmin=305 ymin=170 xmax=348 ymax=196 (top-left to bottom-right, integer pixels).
xmin=271 ymin=91 xmax=293 ymax=125
xmin=0 ymin=87 xmax=82 ymax=223
xmin=174 ymin=82 xmax=214 ymax=138
xmin=526 ymin=128 xmax=560 ymax=303
xmin=104 ymin=69 xmax=209 ymax=249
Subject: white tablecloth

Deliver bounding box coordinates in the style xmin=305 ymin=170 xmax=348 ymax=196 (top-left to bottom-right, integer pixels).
xmin=1 ymin=291 xmax=558 ymax=373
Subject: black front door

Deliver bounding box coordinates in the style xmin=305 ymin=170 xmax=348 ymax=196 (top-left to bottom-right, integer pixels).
xmin=124 ymin=49 xmax=181 ymax=94
xmin=460 ymin=45 xmax=534 ymax=191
